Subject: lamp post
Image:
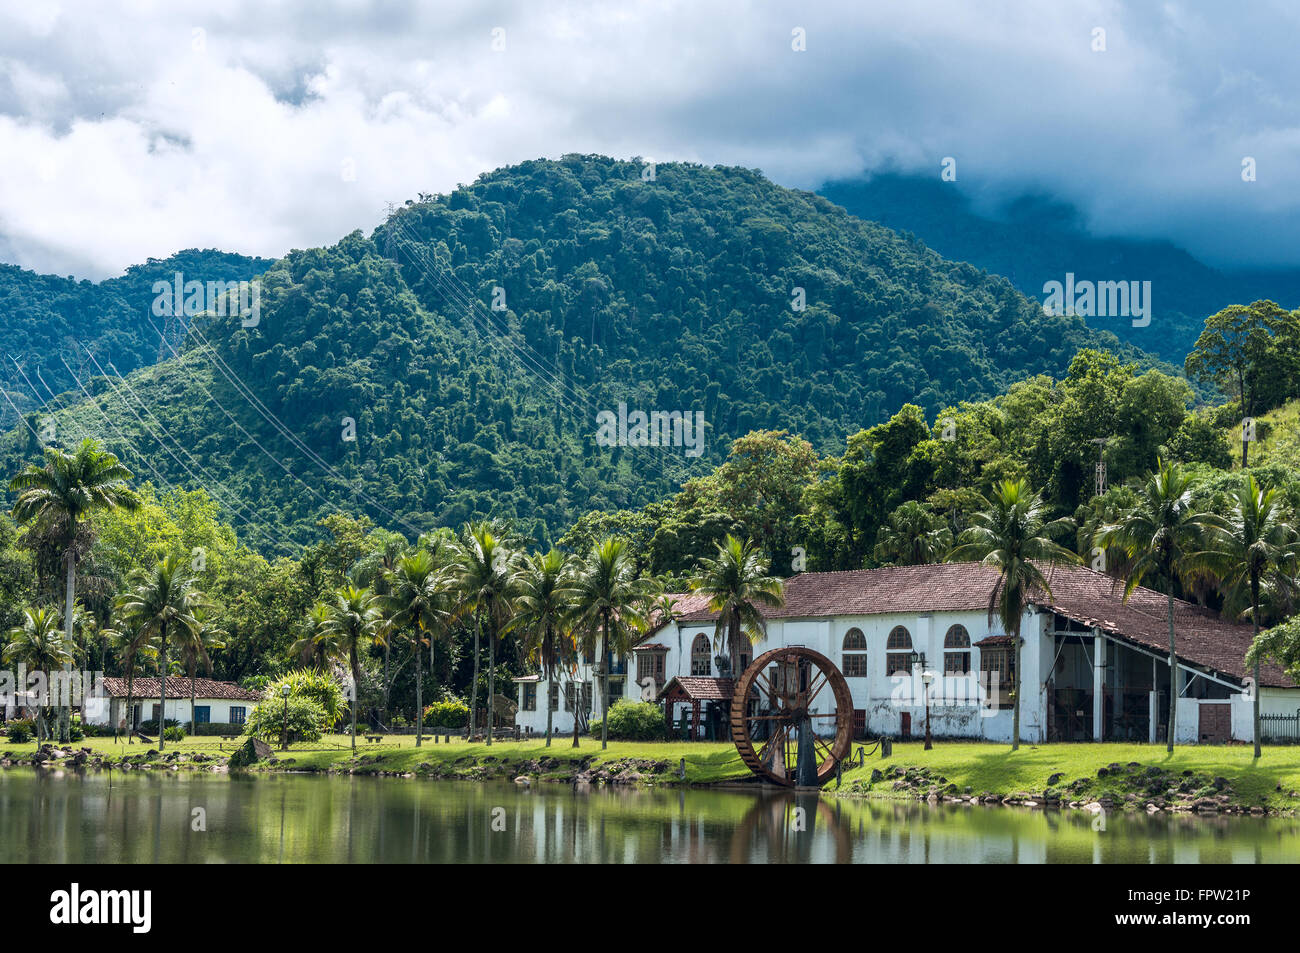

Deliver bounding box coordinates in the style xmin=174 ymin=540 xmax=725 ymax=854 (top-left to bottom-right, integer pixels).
xmin=921 ymin=669 xmax=935 ymax=751
xmin=280 ymin=683 xmax=291 ymax=750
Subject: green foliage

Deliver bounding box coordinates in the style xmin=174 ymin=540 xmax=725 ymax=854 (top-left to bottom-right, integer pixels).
xmin=422 ymin=698 xmax=468 ymax=728
xmin=4 ymin=719 xmax=33 ymax=743
xmin=162 ymin=724 xmax=185 ymax=741
xmin=587 ymin=700 xmax=667 ymax=741
xmin=264 ymin=669 xmax=346 ymax=728
xmin=244 ymin=694 xmax=327 ymax=744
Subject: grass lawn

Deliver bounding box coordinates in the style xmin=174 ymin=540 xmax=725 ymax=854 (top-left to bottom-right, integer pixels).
xmin=838 ymin=741 xmax=1300 ymax=811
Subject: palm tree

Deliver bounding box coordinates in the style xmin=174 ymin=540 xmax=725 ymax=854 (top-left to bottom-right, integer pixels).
xmin=382 ymin=550 xmax=450 ymax=747
xmin=178 ymin=613 xmax=225 ymax=736
xmin=1098 ymin=460 xmax=1217 ymax=752
xmin=451 ymin=522 xmax=517 ymax=745
xmin=349 ymin=527 xmax=410 ymax=725
xmin=691 ymin=534 xmax=784 ymax=678
xmin=2 ymin=607 xmax=73 ymax=741
xmin=289 ymin=602 xmax=338 ymax=670
xmin=1201 ymin=475 xmax=1299 ymax=757
xmin=323 ymin=584 xmax=384 ymax=750
xmin=570 ymin=537 xmax=654 ymax=750
xmin=104 ymin=620 xmax=155 ymax=743
xmin=951 ymin=478 xmax=1078 ymax=751
xmin=9 ymin=439 xmax=138 ymax=740
xmin=515 ymin=549 xmax=577 ymax=747
xmin=114 ymin=554 xmax=207 ymax=750
xmin=873 ymin=501 xmax=954 ymax=566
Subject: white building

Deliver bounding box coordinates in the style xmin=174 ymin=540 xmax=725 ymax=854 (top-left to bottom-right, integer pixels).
xmin=85 ymin=677 xmax=262 ymax=731
xmin=513 ymin=562 xmax=1300 ymax=745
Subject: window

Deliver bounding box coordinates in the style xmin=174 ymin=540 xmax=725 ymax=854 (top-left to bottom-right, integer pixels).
xmin=636 ymin=650 xmax=666 ymax=684
xmin=842 ymin=628 xmax=868 ymax=677
xmin=194 ymin=706 xmax=211 ymax=724
xmin=609 ymin=678 xmax=624 ymax=699
xmin=548 ymin=681 xmax=559 ymax=712
xmin=982 ymin=645 xmax=1015 ymax=709
xmin=944 ymin=625 xmax=971 ymax=674
xmin=580 ymin=682 xmax=592 ymax=714
xmin=523 ymin=683 xmax=537 ymax=711
xmin=886 ymin=626 xmax=913 ymax=676
xmin=691 ymin=634 xmax=712 ymax=676
xmin=229 ymin=706 xmax=246 ymax=725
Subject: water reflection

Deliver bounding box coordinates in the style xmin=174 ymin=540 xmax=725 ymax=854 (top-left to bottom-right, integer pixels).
xmin=0 ymin=769 xmax=1295 ymax=864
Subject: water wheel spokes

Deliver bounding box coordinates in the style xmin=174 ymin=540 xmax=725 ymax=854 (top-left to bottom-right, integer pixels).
xmin=731 ymin=646 xmax=855 ymax=788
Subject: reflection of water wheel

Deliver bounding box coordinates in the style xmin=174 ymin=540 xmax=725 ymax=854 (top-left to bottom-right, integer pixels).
xmin=731 ymin=646 xmax=854 ymax=787
xmin=727 ymin=792 xmax=852 ymax=863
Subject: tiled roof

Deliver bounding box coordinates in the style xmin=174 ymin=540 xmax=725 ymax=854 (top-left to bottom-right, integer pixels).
xmin=676 ymin=563 xmax=1294 ymax=689
xmin=99 ymin=677 xmax=262 ymax=701
xmin=635 ymin=592 xmax=713 ymax=645
xmin=658 ymin=676 xmax=734 ymax=702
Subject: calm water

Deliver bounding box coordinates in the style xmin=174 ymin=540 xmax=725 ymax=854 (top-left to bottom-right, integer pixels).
xmin=1 ymin=768 xmax=1297 ymax=863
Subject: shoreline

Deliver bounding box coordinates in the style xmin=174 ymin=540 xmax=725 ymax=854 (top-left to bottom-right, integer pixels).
xmin=5 ymin=739 xmax=1300 ymax=817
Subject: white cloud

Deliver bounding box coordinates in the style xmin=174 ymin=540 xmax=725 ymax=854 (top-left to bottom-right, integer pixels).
xmin=0 ymin=0 xmax=1298 ymax=278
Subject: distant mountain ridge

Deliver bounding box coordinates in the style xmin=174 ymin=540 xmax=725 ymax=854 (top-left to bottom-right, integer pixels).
xmin=2 ymin=156 xmax=1152 ymax=549
xmin=818 ymin=172 xmax=1300 ymax=363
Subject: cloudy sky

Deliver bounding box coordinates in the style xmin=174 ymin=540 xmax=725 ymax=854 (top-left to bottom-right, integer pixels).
xmin=2 ymin=0 xmax=1298 ymax=279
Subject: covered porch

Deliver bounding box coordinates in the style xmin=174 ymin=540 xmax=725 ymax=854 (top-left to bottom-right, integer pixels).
xmin=657 ymin=676 xmax=734 ymax=741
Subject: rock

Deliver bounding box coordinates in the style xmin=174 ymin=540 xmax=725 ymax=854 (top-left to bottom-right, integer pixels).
xmin=1046 ymin=772 xmax=1064 ymax=786
xmin=870 ymin=768 xmax=883 ymax=783
xmin=513 ymin=776 xmax=531 ymax=786
xmin=1083 ymin=801 xmax=1104 ymax=813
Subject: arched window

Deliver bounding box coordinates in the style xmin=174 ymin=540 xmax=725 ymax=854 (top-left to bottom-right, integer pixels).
xmin=944 ymin=625 xmax=971 ymax=674
xmin=886 ymin=625 xmax=913 ymax=676
xmin=842 ymin=628 xmax=867 ymax=677
xmin=691 ymin=634 xmax=712 ymax=676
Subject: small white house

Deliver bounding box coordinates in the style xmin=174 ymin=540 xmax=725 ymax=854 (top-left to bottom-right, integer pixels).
xmin=514 ymin=562 xmax=1300 ymax=745
xmin=85 ymin=677 xmax=262 ymax=731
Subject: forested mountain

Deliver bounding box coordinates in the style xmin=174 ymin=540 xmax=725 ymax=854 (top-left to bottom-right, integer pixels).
xmin=0 ymin=248 xmax=274 ymax=415
xmin=2 ymin=156 xmax=1148 ymax=551
xmin=819 ymin=173 xmax=1300 ymax=364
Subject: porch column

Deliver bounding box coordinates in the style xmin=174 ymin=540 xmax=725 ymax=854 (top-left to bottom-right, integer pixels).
xmin=1149 ymin=657 xmax=1158 ymax=744
xmin=1092 ymin=636 xmax=1106 ymax=742
xmin=692 ymin=700 xmax=701 ymax=740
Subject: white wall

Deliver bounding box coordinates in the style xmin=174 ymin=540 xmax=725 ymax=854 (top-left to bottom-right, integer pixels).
xmin=86 ymin=696 xmax=255 ymax=728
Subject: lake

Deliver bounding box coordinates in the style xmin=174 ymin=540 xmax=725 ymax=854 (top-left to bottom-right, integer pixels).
xmin=2 ymin=768 xmax=1298 ymax=863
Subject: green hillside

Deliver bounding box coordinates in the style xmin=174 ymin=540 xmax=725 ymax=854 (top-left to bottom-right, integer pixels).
xmin=1 ymin=156 xmax=1149 ymax=551
xmin=0 ymin=248 xmax=274 ymax=416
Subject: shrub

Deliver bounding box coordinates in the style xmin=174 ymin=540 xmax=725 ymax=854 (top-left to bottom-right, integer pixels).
xmin=587 ymin=701 xmax=667 ymax=741
xmin=163 ymin=725 xmax=186 ymax=742
xmin=139 ymin=718 xmax=183 ymax=734
xmin=243 ymin=695 xmax=327 ymax=744
xmin=4 ymin=719 xmax=34 ymax=744
xmin=423 ymin=699 xmax=469 ymax=728
xmin=264 ymin=670 xmax=346 ymax=729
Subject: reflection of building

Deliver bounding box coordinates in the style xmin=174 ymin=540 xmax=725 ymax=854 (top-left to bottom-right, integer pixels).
xmin=512 ymin=563 xmax=1298 ymax=744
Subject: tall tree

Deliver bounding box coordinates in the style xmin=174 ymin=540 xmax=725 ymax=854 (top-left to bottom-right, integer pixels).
xmin=289 ymin=601 xmax=338 ymax=670
xmin=323 ymin=584 xmax=384 ymax=750
xmin=382 ymin=550 xmax=450 ymax=747
xmin=9 ymin=438 xmax=138 ymax=740
xmin=1185 ymin=301 xmax=1297 ymax=467
xmin=570 ymin=537 xmax=653 ymax=750
xmin=114 ymin=554 xmax=207 ymax=750
xmin=951 ymin=478 xmax=1078 ymax=750
xmin=1099 ymin=461 xmax=1217 ymax=752
xmin=873 ymin=501 xmax=954 ymax=566
xmin=690 ymin=534 xmax=784 ymax=678
xmin=451 ymin=522 xmax=517 ymax=745
xmin=2 ymin=606 xmax=73 ymax=741
xmin=515 ymin=549 xmax=577 ymax=747
xmin=178 ymin=613 xmax=225 ymax=736
xmin=1202 ymin=475 xmax=1299 ymax=757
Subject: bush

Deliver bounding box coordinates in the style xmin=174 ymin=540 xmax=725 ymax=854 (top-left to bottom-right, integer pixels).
xmin=423 ymin=699 xmax=469 ymax=728
xmin=191 ymin=722 xmax=245 ymax=736
xmin=139 ymin=718 xmax=183 ymax=735
xmin=243 ymin=695 xmax=326 ymax=744
xmin=4 ymin=719 xmax=34 ymax=744
xmin=587 ymin=701 xmax=667 ymax=741
xmin=163 ymin=725 xmax=186 ymax=741
xmin=264 ymin=670 xmax=346 ymax=729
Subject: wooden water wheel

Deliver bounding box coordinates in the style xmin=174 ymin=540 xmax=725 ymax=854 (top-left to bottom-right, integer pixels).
xmin=730 ymin=646 xmax=854 ymax=787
